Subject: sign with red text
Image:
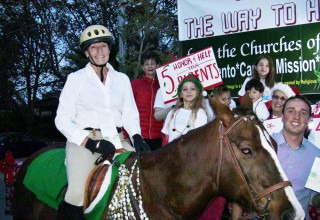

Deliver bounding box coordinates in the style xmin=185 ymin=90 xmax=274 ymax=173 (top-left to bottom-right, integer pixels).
xmin=263 ymin=117 xmax=283 ymax=135
xmin=310 ymin=115 xmax=320 ymax=149
xmin=178 ymin=0 xmax=319 ymax=41
xmin=156 ymin=47 xmax=223 ymax=103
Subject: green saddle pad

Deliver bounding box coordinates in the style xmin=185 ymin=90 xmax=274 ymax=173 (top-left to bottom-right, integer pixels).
xmin=23 ymin=148 xmax=67 ymax=209
xmin=23 ymin=148 xmax=132 ymax=220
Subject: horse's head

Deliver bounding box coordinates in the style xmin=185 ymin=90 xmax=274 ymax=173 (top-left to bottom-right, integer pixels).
xmin=208 ymin=97 xmax=305 ymax=220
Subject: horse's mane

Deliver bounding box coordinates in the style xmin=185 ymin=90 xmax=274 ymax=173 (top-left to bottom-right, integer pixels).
xmin=232 ymin=106 xmax=266 ymax=130
xmin=232 ymin=106 xmax=254 ymax=116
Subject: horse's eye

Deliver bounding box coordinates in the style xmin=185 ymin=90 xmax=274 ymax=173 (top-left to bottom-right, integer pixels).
xmin=241 ymin=148 xmax=252 ymax=155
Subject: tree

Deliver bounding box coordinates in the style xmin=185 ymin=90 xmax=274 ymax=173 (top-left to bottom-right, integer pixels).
xmin=0 ymin=0 xmax=179 ymax=134
xmin=0 ymin=1 xmax=62 ymax=128
xmin=119 ymin=0 xmax=179 ymax=79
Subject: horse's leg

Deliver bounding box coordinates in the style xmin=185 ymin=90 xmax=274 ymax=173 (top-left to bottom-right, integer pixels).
xmin=33 ymin=199 xmax=57 ymax=220
xmin=12 ymin=185 xmax=35 ymax=220
xmin=13 ymin=177 xmax=57 ymax=220
xmin=13 ymin=186 xmax=57 ymax=220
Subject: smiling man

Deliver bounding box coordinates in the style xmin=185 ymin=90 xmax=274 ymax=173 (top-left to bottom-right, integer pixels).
xmin=272 ymin=95 xmax=320 ymax=219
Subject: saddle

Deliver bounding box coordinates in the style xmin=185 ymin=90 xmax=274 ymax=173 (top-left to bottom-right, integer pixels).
xmin=83 ymin=149 xmax=126 ymax=209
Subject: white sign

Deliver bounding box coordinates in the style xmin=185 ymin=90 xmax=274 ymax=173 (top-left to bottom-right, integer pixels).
xmin=156 ymin=47 xmax=223 ymax=103
xmin=309 ymin=115 xmax=320 ymax=149
xmin=263 ymin=117 xmax=283 ymax=135
xmin=313 ymin=116 xmax=320 ymax=147
xmin=178 ymin=0 xmax=320 ymax=41
xmin=306 ymin=157 xmax=320 ymax=193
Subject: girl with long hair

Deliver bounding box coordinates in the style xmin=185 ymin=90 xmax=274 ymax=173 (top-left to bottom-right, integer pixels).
xmin=161 ymin=74 xmax=207 ymax=144
xmin=238 ymin=55 xmax=276 ymax=103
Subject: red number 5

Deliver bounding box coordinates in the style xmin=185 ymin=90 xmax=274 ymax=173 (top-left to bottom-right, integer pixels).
xmin=161 ymin=67 xmax=175 ymax=94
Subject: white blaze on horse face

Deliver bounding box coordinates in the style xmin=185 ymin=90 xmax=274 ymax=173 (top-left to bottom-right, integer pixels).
xmin=256 ymin=126 xmax=305 ymax=220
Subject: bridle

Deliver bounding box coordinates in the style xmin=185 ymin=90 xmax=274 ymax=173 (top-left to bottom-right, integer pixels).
xmin=216 ymin=115 xmax=292 ymax=219
xmin=121 ymin=115 xmax=292 ymax=219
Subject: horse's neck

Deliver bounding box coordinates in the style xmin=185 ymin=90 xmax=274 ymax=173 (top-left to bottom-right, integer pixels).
xmin=139 ymin=125 xmax=218 ymax=217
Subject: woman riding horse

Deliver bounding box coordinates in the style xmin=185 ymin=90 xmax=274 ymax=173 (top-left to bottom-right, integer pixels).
xmin=54 ymin=24 xmax=150 ymax=219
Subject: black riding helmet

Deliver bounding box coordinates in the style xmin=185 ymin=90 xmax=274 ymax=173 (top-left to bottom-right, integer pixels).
xmin=79 ymin=25 xmax=114 ymax=82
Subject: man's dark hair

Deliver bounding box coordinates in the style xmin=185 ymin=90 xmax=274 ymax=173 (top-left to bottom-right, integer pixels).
xmin=282 ymin=95 xmax=312 ymax=117
xmin=140 ymin=51 xmax=161 ymax=65
xmin=245 ymin=78 xmax=264 ymax=93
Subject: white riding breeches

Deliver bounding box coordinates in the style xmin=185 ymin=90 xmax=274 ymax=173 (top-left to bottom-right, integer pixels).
xmin=64 ymin=131 xmax=133 ymax=206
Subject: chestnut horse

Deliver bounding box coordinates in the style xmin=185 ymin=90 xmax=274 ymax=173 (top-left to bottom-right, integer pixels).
xmin=13 ymin=98 xmax=304 ymax=219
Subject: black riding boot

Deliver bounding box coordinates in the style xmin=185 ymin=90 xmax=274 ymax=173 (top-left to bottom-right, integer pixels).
xmin=56 ymin=200 xmax=84 ymax=220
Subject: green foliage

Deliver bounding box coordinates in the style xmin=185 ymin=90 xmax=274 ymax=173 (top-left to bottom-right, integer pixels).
xmin=118 ymin=0 xmax=179 ymax=78
xmin=0 ymin=0 xmax=179 ymax=135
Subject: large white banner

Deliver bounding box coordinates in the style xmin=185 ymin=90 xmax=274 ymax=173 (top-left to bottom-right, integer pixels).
xmin=178 ymin=0 xmax=320 ymax=41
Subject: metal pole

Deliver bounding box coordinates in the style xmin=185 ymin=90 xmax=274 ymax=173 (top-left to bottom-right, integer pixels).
xmin=118 ymin=0 xmax=127 ymax=61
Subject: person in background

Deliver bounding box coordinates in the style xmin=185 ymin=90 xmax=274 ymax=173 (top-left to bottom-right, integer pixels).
xmin=262 ymin=83 xmax=297 ymax=135
xmin=153 ymin=56 xmax=178 ymax=122
xmin=55 ymin=24 xmax=149 ymax=219
xmin=154 ymin=88 xmax=175 ymax=121
xmin=211 ymin=85 xmax=237 ymax=109
xmin=269 ymin=83 xmax=296 ymax=119
xmin=154 ymin=88 xmax=215 ymax=123
xmin=245 ymin=78 xmax=270 ymax=121
xmin=131 ymin=51 xmax=163 ymax=151
xmin=273 ymin=95 xmax=320 ymax=219
xmin=161 ymin=74 xmax=208 ymax=145
xmin=206 ymin=85 xmax=236 ymax=121
xmin=238 ymin=55 xmax=276 ymax=104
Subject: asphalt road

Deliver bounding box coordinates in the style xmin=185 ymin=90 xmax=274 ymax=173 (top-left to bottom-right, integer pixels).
xmin=0 ymin=173 xmax=13 ymax=220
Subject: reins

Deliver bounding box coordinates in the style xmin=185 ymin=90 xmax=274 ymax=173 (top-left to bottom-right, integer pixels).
xmin=216 ymin=115 xmax=292 ymax=219
xmin=216 ymin=116 xmax=249 ymax=188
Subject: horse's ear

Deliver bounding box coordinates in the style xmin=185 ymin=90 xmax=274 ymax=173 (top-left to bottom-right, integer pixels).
xmin=240 ymin=93 xmax=253 ymax=110
xmin=208 ymin=96 xmax=234 ymax=127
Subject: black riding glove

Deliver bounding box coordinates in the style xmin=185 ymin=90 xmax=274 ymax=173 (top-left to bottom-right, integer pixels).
xmin=85 ymin=138 xmax=116 ymax=156
xmin=132 ymin=134 xmax=151 ymax=153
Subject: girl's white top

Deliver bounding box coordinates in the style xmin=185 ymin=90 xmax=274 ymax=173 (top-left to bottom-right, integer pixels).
xmin=162 ymin=108 xmax=207 ymax=143
xmin=253 ymin=97 xmax=270 ymax=121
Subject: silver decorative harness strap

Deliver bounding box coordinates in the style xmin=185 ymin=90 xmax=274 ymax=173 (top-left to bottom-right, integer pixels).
xmin=107 ymin=160 xmax=149 ymax=220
